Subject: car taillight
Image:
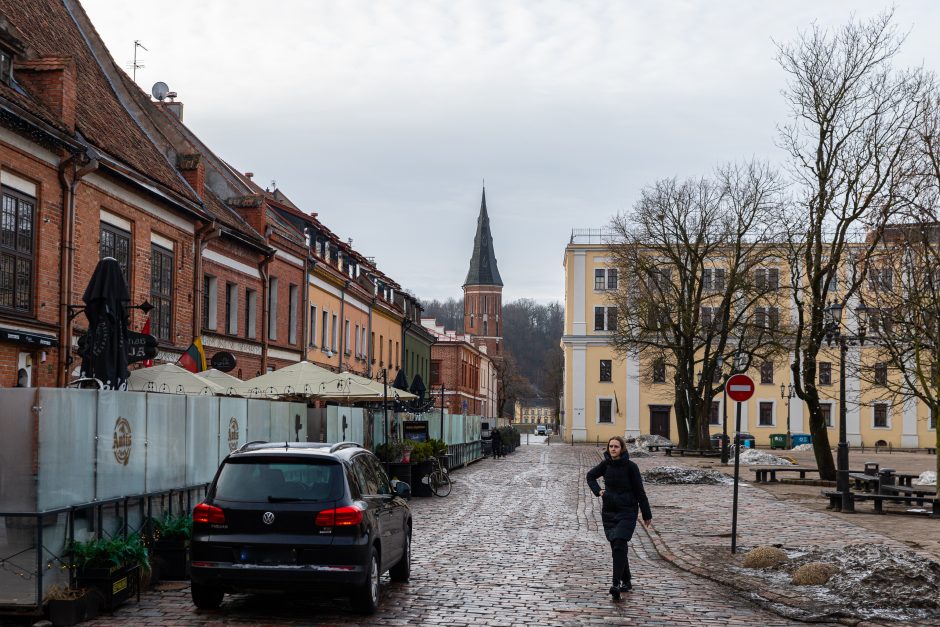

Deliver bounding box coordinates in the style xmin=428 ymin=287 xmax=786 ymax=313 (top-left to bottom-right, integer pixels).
xmin=193 ymin=503 xmax=226 ymax=524
xmin=315 ymin=504 xmax=364 ymax=527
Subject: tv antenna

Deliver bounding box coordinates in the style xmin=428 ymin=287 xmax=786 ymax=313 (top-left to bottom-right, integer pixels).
xmin=127 ymin=40 xmax=148 ymax=82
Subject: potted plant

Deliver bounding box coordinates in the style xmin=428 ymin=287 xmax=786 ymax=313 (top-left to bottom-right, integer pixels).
xmin=409 ymin=441 xmax=435 ymax=497
xmin=45 ymin=584 xmax=93 ymax=626
xmin=148 ymin=513 xmax=191 ymax=580
xmin=428 ymin=438 xmax=450 ymax=470
xmin=378 ymin=441 xmax=412 ymax=486
xmin=71 ymin=534 xmax=148 ymax=612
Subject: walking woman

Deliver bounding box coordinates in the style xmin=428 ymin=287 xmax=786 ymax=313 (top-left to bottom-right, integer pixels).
xmin=586 ymin=436 xmax=653 ymax=600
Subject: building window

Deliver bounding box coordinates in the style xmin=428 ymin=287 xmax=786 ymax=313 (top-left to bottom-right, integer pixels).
xmin=0 ymin=50 xmax=12 ymax=84
xmin=701 ymin=306 xmax=722 ymax=332
xmin=600 ymin=359 xmax=612 ymax=382
xmin=869 ymin=267 xmax=893 ymax=291
xmin=355 ymin=323 xmax=360 ymax=356
xmin=873 ymin=403 xmax=888 ymax=428
xmin=710 ymin=401 xmax=721 ymax=425
xmin=760 ymin=360 xmax=774 ymax=385
xmin=371 ymin=332 xmax=375 ymax=363
xmin=759 ymin=401 xmax=774 ymax=426
xmin=594 ymin=306 xmax=617 ymax=331
xmin=344 ymin=320 xmax=351 ymax=355
xmin=150 ymin=245 xmax=173 ymax=341
xmin=431 ymin=360 xmax=441 ymax=385
xmin=827 ymin=272 xmax=838 ymax=291
xmin=267 ymin=277 xmax=278 ymax=340
xmin=754 ymin=267 xmax=779 ymax=290
xmin=818 ymin=361 xmax=832 ymax=385
xmin=246 ymin=289 xmax=257 ymax=339
xmin=288 ymin=284 xmax=298 ymax=344
xmin=594 ymin=269 xmax=605 ymax=290
xmin=873 ymin=362 xmax=887 ymax=386
xmin=100 ymin=222 xmax=131 ymax=282
xmin=225 ymin=282 xmax=238 ymax=335
xmin=821 ymin=403 xmax=834 ymax=428
xmin=321 ymin=310 xmax=329 ymax=350
xmin=203 ymin=275 xmax=218 ymax=331
xmin=607 ymin=269 xmax=618 ymax=290
xmin=0 ymin=188 xmax=35 ymax=312
xmin=703 ymin=268 xmax=725 ymax=291
xmin=754 ymin=307 xmax=779 ymax=330
xmin=309 ymin=305 xmax=317 ymax=346
xmin=598 ymin=399 xmax=613 ymax=423
xmin=332 ymin=314 xmax=338 ymax=352
xmin=652 ymin=358 xmax=666 ymax=384
xmin=868 ymin=308 xmax=893 ymax=335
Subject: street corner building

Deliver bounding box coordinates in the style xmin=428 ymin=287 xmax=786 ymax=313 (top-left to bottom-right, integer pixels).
xmin=561 ymin=229 xmax=938 ymax=449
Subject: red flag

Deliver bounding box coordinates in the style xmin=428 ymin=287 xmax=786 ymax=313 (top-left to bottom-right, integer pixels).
xmin=141 ymin=317 xmax=153 ymax=367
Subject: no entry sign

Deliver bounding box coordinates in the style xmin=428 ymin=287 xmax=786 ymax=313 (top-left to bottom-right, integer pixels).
xmin=726 ymin=374 xmax=755 ymax=402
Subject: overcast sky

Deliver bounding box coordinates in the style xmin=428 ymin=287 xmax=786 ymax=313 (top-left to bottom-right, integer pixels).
xmin=83 ymin=1 xmax=940 ymax=304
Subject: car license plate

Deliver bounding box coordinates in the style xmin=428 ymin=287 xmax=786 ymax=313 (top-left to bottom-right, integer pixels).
xmin=239 ymin=547 xmax=296 ymax=564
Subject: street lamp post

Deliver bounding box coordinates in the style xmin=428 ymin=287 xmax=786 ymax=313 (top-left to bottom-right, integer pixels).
xmin=780 ymin=383 xmax=795 ymax=450
xmin=823 ymin=302 xmax=868 ymax=514
xmin=722 ymin=376 xmax=730 ymax=464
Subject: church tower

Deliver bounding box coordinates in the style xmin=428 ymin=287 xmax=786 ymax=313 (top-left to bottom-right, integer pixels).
xmin=463 ymin=186 xmax=503 ymax=357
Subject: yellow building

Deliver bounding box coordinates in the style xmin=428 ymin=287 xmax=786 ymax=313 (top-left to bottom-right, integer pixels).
xmin=561 ymin=230 xmax=936 ymax=448
xmin=513 ymin=399 xmax=557 ymax=425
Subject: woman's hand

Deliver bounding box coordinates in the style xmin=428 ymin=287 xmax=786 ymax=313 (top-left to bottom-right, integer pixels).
xmin=599 ymin=489 xmax=605 ymax=497
xmin=642 ymin=518 xmax=653 ymax=530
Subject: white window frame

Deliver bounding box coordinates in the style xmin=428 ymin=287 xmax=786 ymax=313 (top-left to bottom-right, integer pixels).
xmin=309 ymin=304 xmax=317 ymax=346
xmin=226 ymin=282 xmax=239 ymax=335
xmin=267 ymin=277 xmax=278 ymax=340
xmin=246 ymin=289 xmax=257 ymax=339
xmin=821 ymin=402 xmax=835 ymax=428
xmin=596 ymin=396 xmax=615 ymax=424
xmin=205 ymin=276 xmax=218 ymax=331
xmin=756 ymin=399 xmax=777 ymax=428
xmin=288 ymin=284 xmax=298 ymax=344
xmin=872 ymin=403 xmax=891 ymax=430
xmin=321 ymin=310 xmax=329 ymax=351
xmin=331 ymin=314 xmax=338 ymax=352
xmin=593 ymin=305 xmax=616 ymax=331
xmin=344 ymin=319 xmax=351 ymax=355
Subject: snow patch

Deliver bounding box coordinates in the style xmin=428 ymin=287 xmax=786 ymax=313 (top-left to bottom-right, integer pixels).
xmin=915 ymin=470 xmax=936 ymax=486
xmin=642 ymin=465 xmax=734 ymax=485
xmin=730 ymin=449 xmax=794 ymax=466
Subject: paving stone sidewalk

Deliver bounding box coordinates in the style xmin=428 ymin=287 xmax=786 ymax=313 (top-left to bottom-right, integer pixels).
xmin=632 ymin=452 xmax=940 ymax=625
xmin=78 ymin=444 xmax=807 ymax=626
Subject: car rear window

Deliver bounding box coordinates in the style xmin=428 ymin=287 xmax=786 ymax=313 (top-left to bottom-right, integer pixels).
xmin=214 ymin=458 xmax=344 ymax=502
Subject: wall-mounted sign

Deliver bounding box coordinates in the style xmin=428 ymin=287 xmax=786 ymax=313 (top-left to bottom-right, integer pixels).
xmin=126 ymin=331 xmax=157 ymax=364
xmin=0 ymin=327 xmax=57 ymax=348
xmin=403 ymin=420 xmax=429 ymax=443
xmin=211 ymin=351 xmax=237 ymax=373
xmin=113 ymin=416 xmax=133 ymax=466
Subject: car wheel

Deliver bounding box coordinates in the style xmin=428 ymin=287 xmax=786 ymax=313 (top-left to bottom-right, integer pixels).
xmin=352 ymin=547 xmax=380 ymax=614
xmin=191 ymin=582 xmax=224 ymax=609
xmin=389 ymin=531 xmax=411 ymax=583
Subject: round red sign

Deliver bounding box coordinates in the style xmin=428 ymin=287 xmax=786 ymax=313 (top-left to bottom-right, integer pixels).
xmin=726 ymin=374 xmax=755 ymax=403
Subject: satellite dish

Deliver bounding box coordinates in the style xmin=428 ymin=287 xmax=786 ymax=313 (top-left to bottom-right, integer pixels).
xmin=151 ymin=81 xmax=169 ymax=101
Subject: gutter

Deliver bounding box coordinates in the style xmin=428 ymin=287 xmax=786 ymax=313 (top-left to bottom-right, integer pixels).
xmin=258 ymin=249 xmax=277 ymax=371
xmin=56 ymin=142 xmax=99 ymax=386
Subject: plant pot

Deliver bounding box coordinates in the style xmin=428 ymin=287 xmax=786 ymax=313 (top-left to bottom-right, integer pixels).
xmin=76 ymin=563 xmax=140 ymax=613
xmin=411 ymin=460 xmax=434 ymax=497
xmin=152 ymin=539 xmax=190 ymax=580
xmin=47 ymin=596 xmax=87 ymax=626
xmin=387 ymin=462 xmax=413 ymax=488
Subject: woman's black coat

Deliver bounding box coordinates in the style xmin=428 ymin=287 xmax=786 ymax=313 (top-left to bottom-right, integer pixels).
xmin=586 ymin=451 xmax=652 ymax=542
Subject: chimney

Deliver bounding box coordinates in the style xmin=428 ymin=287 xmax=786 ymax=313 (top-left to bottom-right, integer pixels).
xmin=14 ymin=57 xmax=77 ymax=131
xmin=177 ymin=153 xmax=205 ymax=198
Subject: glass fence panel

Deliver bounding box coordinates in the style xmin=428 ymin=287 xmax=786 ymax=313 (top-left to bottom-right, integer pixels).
xmin=95 ymin=391 xmax=146 ymax=502
xmin=218 ymin=397 xmax=248 ymax=465
xmin=186 ymin=396 xmax=220 ymax=485
xmin=38 ymin=388 xmax=97 ymax=511
xmin=40 ymin=514 xmax=69 ymax=605
xmin=289 ymin=402 xmax=307 ymax=443
xmin=0 ymin=390 xmax=38 ymax=512
xmin=269 ymin=401 xmax=291 ymax=443
xmin=145 ymin=394 xmax=187 ymax=493
xmin=247 ymin=399 xmax=271 ymax=442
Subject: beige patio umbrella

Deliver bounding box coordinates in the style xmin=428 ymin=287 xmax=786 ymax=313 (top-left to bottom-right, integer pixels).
xmin=234 ymin=361 xmax=377 ymax=399
xmin=127 ymin=363 xmax=225 ymax=395
xmin=199 ymin=368 xmax=245 ymax=395
xmin=338 ymin=371 xmax=418 ymax=401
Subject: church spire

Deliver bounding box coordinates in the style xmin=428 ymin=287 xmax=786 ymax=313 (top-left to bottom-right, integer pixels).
xmin=464 ymin=185 xmax=503 ymax=287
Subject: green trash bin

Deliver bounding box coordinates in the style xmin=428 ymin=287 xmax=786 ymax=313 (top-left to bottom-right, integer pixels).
xmin=769 ymin=433 xmax=788 ymax=450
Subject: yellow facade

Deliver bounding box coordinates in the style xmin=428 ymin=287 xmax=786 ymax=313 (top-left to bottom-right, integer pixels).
xmin=513 ymin=401 xmax=557 ymax=425
xmin=370 ymin=304 xmax=403 ymax=380
xmin=561 ymin=232 xmax=937 ymax=447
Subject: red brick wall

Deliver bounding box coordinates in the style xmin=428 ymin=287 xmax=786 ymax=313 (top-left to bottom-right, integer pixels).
xmin=431 ymin=341 xmax=485 ymax=415
xmin=13 ymin=57 xmax=77 ymax=131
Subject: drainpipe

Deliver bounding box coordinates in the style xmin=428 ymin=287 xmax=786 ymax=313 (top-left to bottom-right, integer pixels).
xmin=57 ymin=146 xmax=99 ymax=386
xmin=302 ymin=253 xmax=315 ymax=362
xmin=192 ymin=222 xmax=221 ymax=339
xmin=368 ymin=296 xmax=376 ymax=379
xmin=259 ymin=250 xmax=276 ymax=371
xmin=338 ymin=280 xmax=349 ymax=372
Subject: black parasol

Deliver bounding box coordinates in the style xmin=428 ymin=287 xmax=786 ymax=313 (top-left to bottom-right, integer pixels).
xmin=392 ymin=368 xmax=409 ymax=391
xmin=409 ymin=373 xmax=427 ymax=400
xmin=78 ymin=257 xmax=131 ymax=389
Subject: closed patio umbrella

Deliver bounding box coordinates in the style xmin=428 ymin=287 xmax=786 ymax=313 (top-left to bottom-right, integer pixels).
xmin=78 ymin=257 xmax=130 ymax=390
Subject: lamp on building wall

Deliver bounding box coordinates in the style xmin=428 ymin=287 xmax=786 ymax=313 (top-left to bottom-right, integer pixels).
xmin=823 ymin=301 xmax=868 ymax=513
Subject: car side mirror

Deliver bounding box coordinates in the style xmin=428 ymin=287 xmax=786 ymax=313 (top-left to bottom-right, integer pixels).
xmin=393 ymin=480 xmax=411 ymax=499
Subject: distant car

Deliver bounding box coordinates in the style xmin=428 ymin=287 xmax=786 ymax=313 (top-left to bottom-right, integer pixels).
xmin=536 ymin=425 xmax=547 ymax=436
xmin=190 ymin=441 xmax=412 ymax=615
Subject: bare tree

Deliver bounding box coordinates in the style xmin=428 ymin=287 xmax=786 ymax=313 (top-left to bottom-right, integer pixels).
xmin=607 ymin=162 xmax=787 ymax=449
xmin=777 ymin=12 xmax=926 ymax=479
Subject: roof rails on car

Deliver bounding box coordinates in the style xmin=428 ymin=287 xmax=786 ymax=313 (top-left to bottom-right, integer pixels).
xmin=235 ymin=441 xmax=332 ymax=453
xmin=329 ymin=442 xmax=361 ymax=453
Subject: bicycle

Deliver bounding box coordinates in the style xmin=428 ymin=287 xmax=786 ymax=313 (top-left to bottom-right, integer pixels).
xmin=427 ymin=456 xmax=452 ymax=497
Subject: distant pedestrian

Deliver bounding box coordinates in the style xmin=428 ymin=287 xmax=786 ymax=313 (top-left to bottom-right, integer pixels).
xmin=491 ymin=428 xmax=503 ymax=459
xmin=586 ymin=436 xmax=652 ymax=600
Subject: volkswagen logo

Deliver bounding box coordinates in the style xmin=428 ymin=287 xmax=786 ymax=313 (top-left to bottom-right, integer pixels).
xmin=262 ymin=512 xmax=275 ymax=525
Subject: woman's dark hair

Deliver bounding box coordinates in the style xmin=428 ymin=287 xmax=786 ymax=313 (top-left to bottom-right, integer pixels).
xmin=607 ymin=436 xmax=627 ymax=455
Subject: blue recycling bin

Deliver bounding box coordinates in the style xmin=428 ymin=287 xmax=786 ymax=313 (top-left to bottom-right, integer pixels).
xmin=790 ymin=433 xmax=813 ymax=447
xmin=736 ymin=433 xmax=756 ymax=449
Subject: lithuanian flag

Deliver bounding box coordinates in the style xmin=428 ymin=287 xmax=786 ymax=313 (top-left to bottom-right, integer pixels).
xmin=178 ymin=338 xmax=207 ymax=373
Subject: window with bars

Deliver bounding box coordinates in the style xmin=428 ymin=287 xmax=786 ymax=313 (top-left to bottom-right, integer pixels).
xmin=600 ymin=359 xmax=612 ymax=382
xmin=760 ymin=360 xmax=774 ymax=384
xmin=818 ymin=361 xmax=832 ymax=385
xmin=598 ymin=399 xmax=613 ymax=423
xmin=100 ymin=222 xmax=131 ymax=282
xmin=0 ymin=188 xmax=34 ymax=313
xmin=873 ymin=404 xmax=888 ymax=428
xmin=150 ymin=245 xmax=173 ymax=341
xmin=759 ymin=402 xmax=774 ymax=426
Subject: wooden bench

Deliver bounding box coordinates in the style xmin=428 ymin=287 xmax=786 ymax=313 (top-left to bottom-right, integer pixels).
xmin=823 ymin=489 xmax=940 ymax=516
xmin=749 ymin=467 xmax=819 ymax=483
xmin=663 ymin=447 xmax=721 ymax=457
xmin=848 ymin=472 xmax=880 ymax=493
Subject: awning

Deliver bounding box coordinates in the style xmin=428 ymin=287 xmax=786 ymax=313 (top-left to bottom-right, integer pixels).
xmin=127 ymin=363 xmax=224 ymax=395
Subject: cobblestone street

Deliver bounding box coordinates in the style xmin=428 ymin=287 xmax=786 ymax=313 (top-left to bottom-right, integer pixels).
xmin=83 ymin=443 xmax=807 ymax=626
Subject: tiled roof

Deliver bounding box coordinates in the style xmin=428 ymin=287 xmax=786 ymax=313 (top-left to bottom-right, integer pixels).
xmin=0 ymin=0 xmax=198 ymax=204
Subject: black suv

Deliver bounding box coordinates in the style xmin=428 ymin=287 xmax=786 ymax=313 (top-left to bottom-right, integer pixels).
xmin=190 ymin=441 xmax=412 ymax=614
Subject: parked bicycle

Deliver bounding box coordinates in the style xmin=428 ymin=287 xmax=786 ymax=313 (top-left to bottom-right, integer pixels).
xmin=427 ymin=455 xmax=452 ymax=497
